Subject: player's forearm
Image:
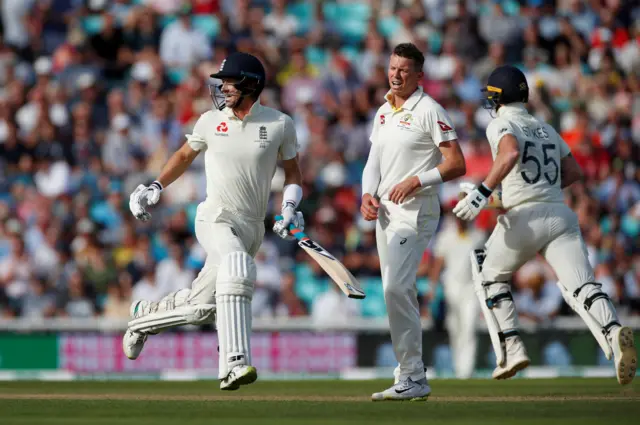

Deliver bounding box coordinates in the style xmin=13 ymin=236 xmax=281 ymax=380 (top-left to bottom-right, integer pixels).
xmin=436 ymin=156 xmax=466 ymax=182
xmin=155 ymin=149 xmax=196 ymax=188
xmin=362 ymin=145 xmax=381 ymax=196
xmin=483 ymin=150 xmax=519 ymax=190
xmin=281 ymin=158 xmax=303 ymax=208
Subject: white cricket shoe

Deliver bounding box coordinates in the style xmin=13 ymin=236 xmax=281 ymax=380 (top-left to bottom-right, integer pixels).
xmin=611 ymin=326 xmax=637 ymax=386
xmin=220 ymin=365 xmax=258 ymax=391
xmin=122 ymin=300 xmax=151 ymax=360
xmin=492 ymin=335 xmax=531 ymax=380
xmin=371 ymin=378 xmax=431 ymax=402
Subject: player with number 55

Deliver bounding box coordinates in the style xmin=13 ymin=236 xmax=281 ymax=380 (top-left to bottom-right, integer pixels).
xmin=454 ymin=65 xmax=636 ymax=385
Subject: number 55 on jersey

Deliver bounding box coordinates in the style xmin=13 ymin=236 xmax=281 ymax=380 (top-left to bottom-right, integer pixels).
xmin=274 ymin=215 xmax=366 ymax=299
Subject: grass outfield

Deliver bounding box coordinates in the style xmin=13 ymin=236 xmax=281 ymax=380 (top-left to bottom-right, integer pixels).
xmin=0 ymin=378 xmax=638 ymax=425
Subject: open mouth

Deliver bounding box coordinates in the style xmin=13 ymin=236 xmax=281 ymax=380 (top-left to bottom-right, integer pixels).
xmin=391 ymin=81 xmax=402 ymax=88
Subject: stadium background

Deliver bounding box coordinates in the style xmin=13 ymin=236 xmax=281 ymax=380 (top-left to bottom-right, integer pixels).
xmin=0 ymin=0 xmax=638 ymax=378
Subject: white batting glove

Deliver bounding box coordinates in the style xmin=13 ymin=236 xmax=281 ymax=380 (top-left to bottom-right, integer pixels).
xmin=453 ymin=183 xmax=493 ymax=221
xmin=273 ymin=205 xmax=305 ymax=240
xmin=129 ymin=181 xmax=163 ymax=222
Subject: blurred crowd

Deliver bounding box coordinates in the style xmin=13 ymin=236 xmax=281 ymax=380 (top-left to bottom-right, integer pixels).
xmin=0 ymin=0 xmax=638 ymax=324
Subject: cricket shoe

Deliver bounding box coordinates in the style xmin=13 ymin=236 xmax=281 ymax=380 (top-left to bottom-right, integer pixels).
xmin=220 ymin=365 xmax=258 ymax=391
xmin=122 ymin=300 xmax=152 ymax=360
xmin=371 ymin=378 xmax=431 ymax=402
xmin=492 ymin=335 xmax=531 ymax=380
xmin=611 ymin=326 xmax=637 ymax=385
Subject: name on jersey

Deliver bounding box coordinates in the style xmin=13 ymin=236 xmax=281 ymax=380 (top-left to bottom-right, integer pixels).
xmin=216 ymin=122 xmax=229 ymax=136
xmin=522 ymin=126 xmax=549 ymax=140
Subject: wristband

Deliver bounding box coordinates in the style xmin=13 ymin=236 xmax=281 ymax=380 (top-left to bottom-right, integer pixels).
xmin=477 ymin=183 xmax=493 ymax=198
xmin=282 ymin=184 xmax=303 ymax=209
xmin=416 ymin=168 xmax=443 ymax=187
xmin=150 ymin=181 xmax=163 ymax=191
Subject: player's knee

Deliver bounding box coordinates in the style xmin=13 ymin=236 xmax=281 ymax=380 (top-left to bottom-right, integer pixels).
xmin=383 ymin=281 xmax=414 ymax=304
xmin=216 ymin=251 xmax=256 ymax=299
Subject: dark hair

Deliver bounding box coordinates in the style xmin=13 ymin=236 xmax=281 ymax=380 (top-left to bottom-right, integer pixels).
xmin=392 ymin=43 xmax=425 ymax=71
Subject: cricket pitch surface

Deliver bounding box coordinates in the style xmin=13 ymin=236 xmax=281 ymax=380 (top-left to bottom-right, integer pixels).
xmin=1 ymin=378 xmax=638 ymax=424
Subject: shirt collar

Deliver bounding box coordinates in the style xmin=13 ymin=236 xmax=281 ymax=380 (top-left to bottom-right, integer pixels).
xmin=222 ymin=99 xmax=263 ymax=120
xmin=497 ymin=102 xmax=528 ymax=117
xmin=384 ymin=86 xmax=423 ymax=112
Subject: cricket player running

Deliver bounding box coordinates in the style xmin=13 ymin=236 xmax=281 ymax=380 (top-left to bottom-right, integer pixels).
xmin=361 ymin=43 xmax=467 ymax=401
xmin=455 ymin=65 xmax=637 ymax=385
xmin=124 ymin=52 xmax=305 ymax=391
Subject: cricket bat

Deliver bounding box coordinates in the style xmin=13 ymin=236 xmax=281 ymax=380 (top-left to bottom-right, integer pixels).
xmin=275 ymin=215 xmax=365 ymax=299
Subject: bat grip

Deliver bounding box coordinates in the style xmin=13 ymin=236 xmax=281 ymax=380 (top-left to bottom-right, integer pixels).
xmin=274 ymin=215 xmax=297 ymax=231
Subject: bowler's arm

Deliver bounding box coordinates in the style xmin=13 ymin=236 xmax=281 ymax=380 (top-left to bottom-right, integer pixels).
xmin=483 ymin=135 xmax=520 ymax=190
xmin=155 ymin=143 xmax=201 ymax=188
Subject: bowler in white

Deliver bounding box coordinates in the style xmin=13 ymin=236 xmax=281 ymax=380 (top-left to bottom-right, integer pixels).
xmin=362 ymin=43 xmax=467 ymax=401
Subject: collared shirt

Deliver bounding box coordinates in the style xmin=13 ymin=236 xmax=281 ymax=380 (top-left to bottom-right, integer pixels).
xmin=486 ymin=103 xmax=571 ymax=209
xmin=188 ymin=101 xmax=298 ymax=222
xmin=368 ymin=86 xmax=458 ymax=199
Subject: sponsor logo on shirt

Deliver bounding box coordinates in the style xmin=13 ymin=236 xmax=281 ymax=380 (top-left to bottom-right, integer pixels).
xmin=216 ymin=122 xmax=229 ymax=136
xmin=380 ymin=114 xmax=385 ymax=125
xmin=437 ymin=121 xmax=453 ymax=132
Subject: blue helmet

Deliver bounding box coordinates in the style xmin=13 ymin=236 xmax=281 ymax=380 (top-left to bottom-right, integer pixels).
xmin=481 ymin=65 xmax=529 ymax=111
xmin=209 ymin=52 xmax=266 ymax=110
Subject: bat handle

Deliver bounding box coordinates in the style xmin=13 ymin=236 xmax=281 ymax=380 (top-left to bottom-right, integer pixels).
xmin=274 ymin=215 xmax=297 ymax=231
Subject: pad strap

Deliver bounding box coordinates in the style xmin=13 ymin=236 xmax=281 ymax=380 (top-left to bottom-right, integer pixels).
xmin=486 ymin=291 xmax=514 ymax=309
xmin=573 ymin=282 xmax=612 ymax=310
xmin=500 ymin=329 xmax=520 ymax=342
xmin=603 ymin=321 xmax=621 ymax=336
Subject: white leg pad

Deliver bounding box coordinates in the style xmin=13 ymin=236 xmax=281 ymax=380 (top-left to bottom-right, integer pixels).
xmin=559 ymin=281 xmax=617 ymax=360
xmin=128 ymin=303 xmax=216 ymax=333
xmin=216 ymin=251 xmax=255 ymax=379
xmin=471 ymin=249 xmax=519 ymax=368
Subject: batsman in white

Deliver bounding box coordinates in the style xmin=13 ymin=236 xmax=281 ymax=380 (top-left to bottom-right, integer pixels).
xmin=455 ymin=65 xmax=637 ymax=385
xmin=361 ymin=43 xmax=467 ymax=401
xmin=430 ymin=203 xmax=486 ymax=379
xmin=124 ymin=52 xmax=305 ymax=390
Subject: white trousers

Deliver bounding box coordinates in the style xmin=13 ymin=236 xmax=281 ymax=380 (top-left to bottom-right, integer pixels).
xmin=482 ymin=203 xmax=594 ymax=290
xmin=376 ymin=195 xmax=440 ymax=381
xmin=444 ymin=281 xmax=478 ymax=379
xmin=185 ymin=209 xmax=264 ymax=305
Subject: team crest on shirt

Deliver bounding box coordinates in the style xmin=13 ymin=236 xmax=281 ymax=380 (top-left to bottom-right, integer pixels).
xmin=255 ymin=125 xmax=269 ymax=148
xmin=397 ymin=113 xmax=412 ymax=129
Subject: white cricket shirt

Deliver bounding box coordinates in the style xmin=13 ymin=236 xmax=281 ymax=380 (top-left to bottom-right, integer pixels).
xmin=188 ymin=101 xmax=298 ymax=222
xmin=486 ymin=103 xmax=570 ymax=209
xmin=369 ymin=86 xmax=458 ymax=199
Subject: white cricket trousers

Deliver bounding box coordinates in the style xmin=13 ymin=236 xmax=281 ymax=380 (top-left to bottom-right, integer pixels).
xmin=376 ymin=194 xmax=440 ymax=382
xmin=443 ymin=280 xmax=478 ymax=379
xmin=186 ymin=209 xmax=264 ymax=306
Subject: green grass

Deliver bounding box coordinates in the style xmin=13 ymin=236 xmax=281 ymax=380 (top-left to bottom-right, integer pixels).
xmin=0 ymin=379 xmax=638 ymax=425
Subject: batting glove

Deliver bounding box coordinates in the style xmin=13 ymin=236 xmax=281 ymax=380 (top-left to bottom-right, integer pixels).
xmin=273 ymin=204 xmax=305 ymax=241
xmin=129 ymin=181 xmax=163 ymax=222
xmin=453 ymin=183 xmax=492 ymax=221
